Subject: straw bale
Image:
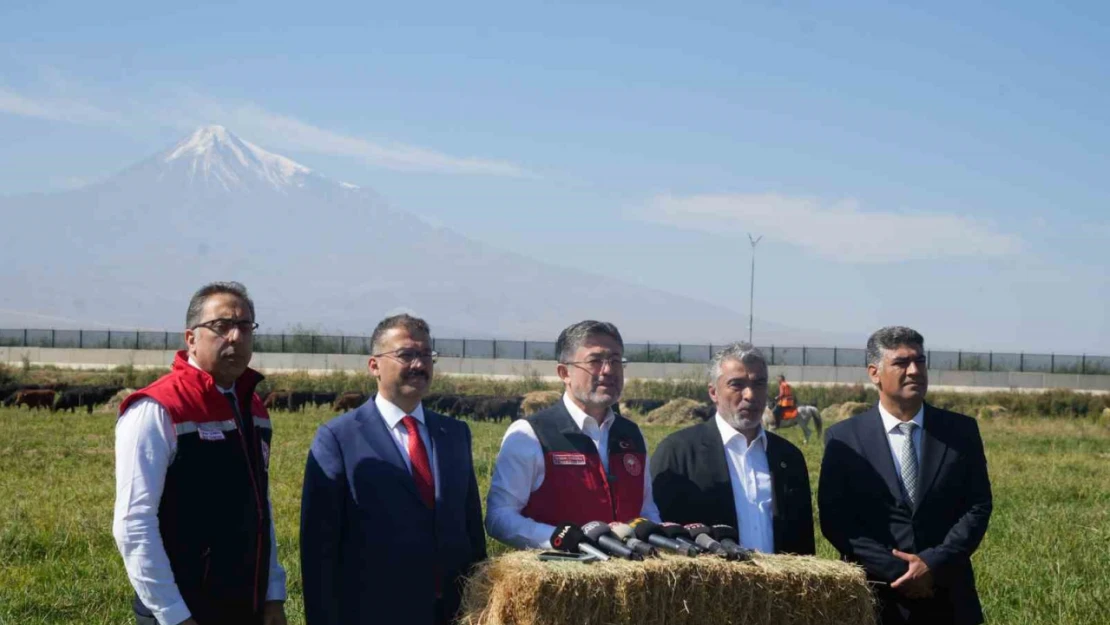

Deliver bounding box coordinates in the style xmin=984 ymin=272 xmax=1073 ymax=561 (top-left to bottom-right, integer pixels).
xmin=821 ymin=402 xmax=871 ymax=424
xmin=97 ymin=388 xmax=135 ymax=414
xmin=461 ymin=550 xmax=875 ymax=625
xmin=521 ymin=391 xmax=563 ymax=417
xmin=642 ymin=398 xmax=709 ymax=426
xmin=976 ymin=404 xmax=1009 ymax=420
xmin=1099 ymin=407 xmax=1110 ymax=427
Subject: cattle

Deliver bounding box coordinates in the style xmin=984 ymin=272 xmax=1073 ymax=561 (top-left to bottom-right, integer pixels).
xmin=473 ymin=396 xmax=523 ymax=422
xmin=332 ymin=392 xmax=367 ymax=412
xmin=54 ymin=385 xmax=123 ymax=414
xmin=262 ymin=390 xmax=315 ymax=412
xmin=309 ymin=392 xmax=338 ymax=409
xmin=9 ymin=389 xmax=56 ymax=410
xmin=0 ymin=384 xmax=20 ymax=406
xmin=691 ymin=403 xmax=716 ymax=421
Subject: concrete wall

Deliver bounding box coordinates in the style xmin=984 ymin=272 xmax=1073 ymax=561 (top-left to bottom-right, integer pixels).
xmin=3 ymin=346 xmax=1109 ymax=392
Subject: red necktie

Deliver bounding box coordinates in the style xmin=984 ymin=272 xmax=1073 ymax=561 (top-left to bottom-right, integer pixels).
xmin=401 ymin=416 xmax=435 ymax=509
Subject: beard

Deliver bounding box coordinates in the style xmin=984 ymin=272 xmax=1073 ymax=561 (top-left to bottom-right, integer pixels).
xmin=720 ymin=404 xmax=764 ymax=433
xmin=571 ymin=380 xmax=621 ymax=410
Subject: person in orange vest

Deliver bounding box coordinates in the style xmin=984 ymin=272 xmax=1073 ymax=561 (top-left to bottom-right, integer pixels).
xmin=774 ymin=374 xmax=798 ymax=424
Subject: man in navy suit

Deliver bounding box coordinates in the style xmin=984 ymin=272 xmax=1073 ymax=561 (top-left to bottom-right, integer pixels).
xmin=819 ymin=326 xmax=992 ymax=625
xmin=300 ymin=314 xmax=487 ymax=625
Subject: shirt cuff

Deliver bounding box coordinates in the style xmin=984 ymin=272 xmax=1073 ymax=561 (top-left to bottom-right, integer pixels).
xmin=528 ymin=523 xmax=557 ymax=550
xmin=154 ymin=599 xmax=191 ymax=625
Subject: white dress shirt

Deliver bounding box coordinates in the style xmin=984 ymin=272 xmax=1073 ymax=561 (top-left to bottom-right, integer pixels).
xmin=878 ymin=402 xmax=925 ymax=490
xmin=374 ymin=394 xmax=440 ymax=497
xmin=485 ymin=393 xmax=662 ymax=549
xmin=112 ymin=362 xmax=286 ymax=625
xmin=715 ymin=414 xmax=775 ymax=553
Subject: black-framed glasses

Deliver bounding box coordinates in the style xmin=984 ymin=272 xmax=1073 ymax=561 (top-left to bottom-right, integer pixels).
xmin=372 ymin=348 xmax=438 ymax=365
xmin=191 ymin=318 xmax=259 ymax=337
xmin=561 ymin=355 xmax=627 ymax=374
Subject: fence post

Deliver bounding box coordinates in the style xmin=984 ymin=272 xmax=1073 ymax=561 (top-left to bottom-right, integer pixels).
xmin=462 ymin=339 xmax=467 ymax=359
xmin=523 ymin=340 xmax=529 ymax=360
xmin=678 ymin=343 xmax=683 ymax=363
xmin=771 ymin=346 xmax=776 ymax=366
xmin=340 ymin=336 xmax=345 ymax=354
xmin=108 ymin=331 xmax=112 ymax=350
xmin=281 ymin=334 xmax=286 ymax=353
xmin=51 ymin=329 xmax=55 ymax=348
xmin=23 ymin=329 xmax=27 ymax=347
xmin=311 ymin=335 xmax=317 ymax=354
xmin=1082 ymin=354 xmax=1087 ymax=374
xmin=79 ymin=330 xmax=83 ymax=349
xmin=957 ymin=351 xmax=962 ymax=370
xmin=1020 ymin=353 xmax=1024 ymax=372
xmin=493 ymin=340 xmax=498 ymax=359
xmin=135 ymin=330 xmax=140 ymax=350
xmin=803 ymin=346 xmax=808 ymax=366
xmin=164 ymin=332 xmax=169 ymax=351
xmin=833 ymin=347 xmax=838 ymax=367
xmin=989 ymin=352 xmax=993 ymax=372
xmin=1051 ymin=354 xmax=1055 ymax=374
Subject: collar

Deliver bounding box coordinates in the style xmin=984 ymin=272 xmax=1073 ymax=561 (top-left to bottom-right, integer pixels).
xmin=376 ymin=394 xmax=426 ymax=430
xmin=715 ymin=413 xmax=768 ymax=452
xmin=878 ymin=401 xmax=925 ymax=433
xmin=187 ymin=355 xmax=235 ymax=395
xmin=562 ymin=392 xmax=614 ymax=432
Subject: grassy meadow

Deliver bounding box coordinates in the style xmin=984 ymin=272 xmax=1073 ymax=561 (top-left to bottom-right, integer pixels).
xmin=0 ymin=406 xmax=1108 ymax=624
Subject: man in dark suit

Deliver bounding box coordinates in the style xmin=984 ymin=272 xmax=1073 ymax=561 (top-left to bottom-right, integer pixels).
xmin=300 ymin=314 xmax=487 ymax=625
xmin=819 ymin=326 xmax=992 ymax=625
xmin=651 ymin=342 xmax=815 ymax=555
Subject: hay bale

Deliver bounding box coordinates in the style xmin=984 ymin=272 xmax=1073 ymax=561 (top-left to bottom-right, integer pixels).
xmin=521 ymin=391 xmax=562 ymax=417
xmin=97 ymin=388 xmax=135 ymax=414
xmin=1099 ymin=407 xmax=1110 ymax=427
xmin=977 ymin=404 xmax=1009 ymax=419
xmin=821 ymin=401 xmax=871 ymax=424
xmin=460 ymin=551 xmax=874 ymax=625
xmin=643 ymin=398 xmax=710 ymax=426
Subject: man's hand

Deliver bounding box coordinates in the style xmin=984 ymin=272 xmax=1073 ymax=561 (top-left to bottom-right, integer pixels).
xmin=891 ymin=549 xmax=934 ymax=599
xmin=262 ymin=600 xmax=288 ymax=625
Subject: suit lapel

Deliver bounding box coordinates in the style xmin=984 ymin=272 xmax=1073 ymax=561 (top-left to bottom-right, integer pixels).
xmin=357 ymin=400 xmax=423 ymax=503
xmin=699 ymin=420 xmax=738 ymax=528
xmin=426 ymin=410 xmax=451 ymax=503
xmin=765 ymin=434 xmax=785 ymax=524
xmin=916 ymin=403 xmax=948 ymax=509
xmin=857 ymin=408 xmax=905 ymax=503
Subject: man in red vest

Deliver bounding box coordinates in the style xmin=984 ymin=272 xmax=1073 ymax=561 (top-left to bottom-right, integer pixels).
xmin=774 ymin=374 xmax=798 ymax=424
xmin=112 ymin=282 xmax=286 ymax=625
xmin=485 ymin=320 xmax=662 ymax=549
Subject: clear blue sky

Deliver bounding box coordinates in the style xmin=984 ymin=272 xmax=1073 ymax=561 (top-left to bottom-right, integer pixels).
xmin=1 ymin=0 xmax=1107 ymax=353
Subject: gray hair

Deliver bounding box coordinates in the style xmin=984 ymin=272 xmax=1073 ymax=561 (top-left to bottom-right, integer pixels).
xmin=708 ymin=342 xmax=767 ymax=381
xmin=370 ymin=314 xmax=431 ymax=353
xmin=185 ymin=281 xmax=255 ymax=329
xmin=556 ymin=320 xmax=624 ymax=363
xmin=866 ymin=326 xmax=925 ymax=367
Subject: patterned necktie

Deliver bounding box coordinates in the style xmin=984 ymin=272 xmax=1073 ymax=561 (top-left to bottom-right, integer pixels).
xmin=401 ymin=415 xmax=435 ymax=509
xmin=897 ymin=421 xmax=919 ymax=505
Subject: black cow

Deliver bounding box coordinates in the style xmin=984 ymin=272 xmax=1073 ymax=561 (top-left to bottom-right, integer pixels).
xmin=473 ymin=396 xmax=523 ymax=422
xmin=621 ymin=398 xmax=666 ymax=414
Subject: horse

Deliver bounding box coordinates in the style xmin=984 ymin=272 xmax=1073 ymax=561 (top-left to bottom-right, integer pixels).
xmin=763 ymin=404 xmax=823 ymax=444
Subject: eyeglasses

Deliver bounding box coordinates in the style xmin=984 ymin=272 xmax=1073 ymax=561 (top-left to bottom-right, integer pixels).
xmin=372 ymin=348 xmax=438 ymax=365
xmin=191 ymin=318 xmax=259 ymax=337
xmin=561 ymin=355 xmax=627 ymax=374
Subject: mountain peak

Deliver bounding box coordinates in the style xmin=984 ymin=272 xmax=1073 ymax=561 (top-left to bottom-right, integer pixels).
xmin=161 ymin=125 xmax=313 ymax=191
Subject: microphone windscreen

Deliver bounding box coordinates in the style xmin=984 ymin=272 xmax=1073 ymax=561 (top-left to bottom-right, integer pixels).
xmin=581 ymin=521 xmax=615 ymax=542
xmin=710 ymin=524 xmax=740 ymax=542
xmin=629 ymin=517 xmax=662 ymax=541
xmin=659 ymin=522 xmax=691 ymax=540
xmin=550 ymin=523 xmax=585 ymax=552
xmin=684 ymin=523 xmax=712 ymax=539
xmin=609 ymin=522 xmax=635 ymax=541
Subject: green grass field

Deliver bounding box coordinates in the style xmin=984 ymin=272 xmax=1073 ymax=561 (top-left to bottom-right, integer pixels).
xmin=1 ymin=407 xmax=1107 ymax=624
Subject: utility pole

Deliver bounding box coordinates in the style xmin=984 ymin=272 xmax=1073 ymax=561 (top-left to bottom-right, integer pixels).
xmin=747 ymin=233 xmax=762 ymax=344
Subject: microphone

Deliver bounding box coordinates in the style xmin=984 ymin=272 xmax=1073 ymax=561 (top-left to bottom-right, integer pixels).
xmin=628 ymin=517 xmax=696 ymax=556
xmin=582 ymin=521 xmax=643 ymax=561
xmin=709 ymin=524 xmax=754 ymax=561
xmin=683 ymin=523 xmax=734 ymax=560
xmin=659 ymin=522 xmax=707 ymax=553
xmin=609 ymin=522 xmax=659 ymax=558
xmin=550 ymin=524 xmax=610 ymax=561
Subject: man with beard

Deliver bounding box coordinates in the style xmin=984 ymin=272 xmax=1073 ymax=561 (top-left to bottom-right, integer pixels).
xmin=486 ymin=320 xmax=661 ymax=549
xmin=300 ymin=314 xmax=486 ymax=625
xmin=650 ymin=343 xmax=815 ymax=554
xmin=113 ymin=282 xmax=287 ymax=625
xmin=819 ymin=327 xmax=991 ymax=625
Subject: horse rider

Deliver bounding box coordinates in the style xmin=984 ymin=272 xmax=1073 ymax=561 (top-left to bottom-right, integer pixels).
xmin=772 ymin=374 xmax=798 ymax=426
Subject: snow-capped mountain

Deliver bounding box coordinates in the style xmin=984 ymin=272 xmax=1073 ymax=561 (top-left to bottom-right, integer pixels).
xmin=0 ymin=127 xmax=852 ymax=345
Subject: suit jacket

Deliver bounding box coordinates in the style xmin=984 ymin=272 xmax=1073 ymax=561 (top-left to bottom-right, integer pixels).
xmin=300 ymin=399 xmax=487 ymax=625
xmin=818 ymin=404 xmax=992 ymax=625
xmin=650 ymin=419 xmax=816 ymax=555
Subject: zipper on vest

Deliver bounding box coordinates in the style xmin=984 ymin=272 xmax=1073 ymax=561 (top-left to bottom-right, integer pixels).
xmin=231 ymin=401 xmax=265 ymax=613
